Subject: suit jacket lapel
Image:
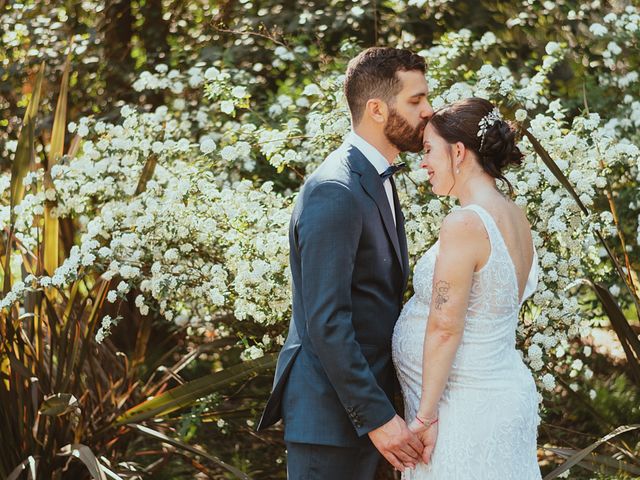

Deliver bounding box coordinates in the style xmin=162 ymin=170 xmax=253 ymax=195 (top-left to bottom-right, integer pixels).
xmin=347 ymin=145 xmax=404 ymax=271
xmin=391 ymin=177 xmax=410 ymax=287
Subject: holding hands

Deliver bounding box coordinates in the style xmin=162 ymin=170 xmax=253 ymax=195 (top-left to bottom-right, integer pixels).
xmin=368 ymin=414 xmax=424 ymax=472
xmin=408 ymin=413 xmax=439 ymax=464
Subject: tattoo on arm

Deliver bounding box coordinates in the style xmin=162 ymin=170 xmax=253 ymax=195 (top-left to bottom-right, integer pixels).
xmin=434 ymin=280 xmax=451 ymax=310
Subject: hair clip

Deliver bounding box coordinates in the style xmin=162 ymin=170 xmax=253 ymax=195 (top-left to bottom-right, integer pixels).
xmin=477 ymin=107 xmax=502 ymax=150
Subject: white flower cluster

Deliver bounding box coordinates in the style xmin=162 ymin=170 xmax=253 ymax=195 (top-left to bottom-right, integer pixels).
xmin=417 ymin=30 xmax=565 ymax=112
xmin=585 ymin=7 xmax=640 ymax=75
xmin=75 ymin=169 xmax=290 ymax=330
xmin=208 ymin=71 xmax=350 ymax=177
xmin=406 ymin=0 xmax=453 ymax=9
xmin=0 ymin=3 xmax=93 ymax=64
xmin=95 ymin=315 xmax=121 ymax=344
xmin=418 ymin=28 xmax=476 ymax=91
xmin=601 ymin=7 xmax=640 ymax=39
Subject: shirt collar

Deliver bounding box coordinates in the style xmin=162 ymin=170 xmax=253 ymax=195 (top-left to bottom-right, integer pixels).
xmin=346 ymin=131 xmax=391 ymax=175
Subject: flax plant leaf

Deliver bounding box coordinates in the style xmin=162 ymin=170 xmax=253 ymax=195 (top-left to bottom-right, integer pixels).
xmin=39 ymin=393 xmax=78 ymax=416
xmin=43 ymin=50 xmax=72 ymax=276
xmin=130 ymin=423 xmax=250 ymax=480
xmin=587 ymin=280 xmax=640 ymax=385
xmin=58 ymin=444 xmax=108 ymax=480
xmin=4 ymin=62 xmax=45 ymax=295
xmin=7 ymin=456 xmax=38 ymax=480
xmin=114 ymin=353 xmax=276 ymax=425
xmin=546 ymin=447 xmax=640 ymax=476
xmin=543 ymin=424 xmax=640 ymax=479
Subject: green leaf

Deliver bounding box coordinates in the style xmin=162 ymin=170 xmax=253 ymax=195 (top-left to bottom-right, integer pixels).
xmin=114 ymin=353 xmax=276 ymax=425
xmin=39 ymin=393 xmax=78 ymax=416
xmin=48 ymin=51 xmax=71 ymax=167
xmin=543 ymin=424 xmax=640 ymax=479
xmin=5 ymin=62 xmax=45 ymax=294
xmin=44 ymin=51 xmax=72 ymax=275
xmin=130 ymin=423 xmax=250 ymax=480
xmin=10 ymin=62 xmax=45 ymax=213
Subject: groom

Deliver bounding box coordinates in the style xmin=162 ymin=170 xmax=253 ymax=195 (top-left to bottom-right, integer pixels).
xmin=258 ymin=47 xmax=433 ymax=478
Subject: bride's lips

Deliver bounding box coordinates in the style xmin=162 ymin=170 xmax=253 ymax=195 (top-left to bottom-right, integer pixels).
xmin=426 ymin=170 xmax=435 ymax=182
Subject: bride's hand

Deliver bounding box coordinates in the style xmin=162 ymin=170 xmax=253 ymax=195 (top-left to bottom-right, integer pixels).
xmin=408 ymin=416 xmax=439 ymax=464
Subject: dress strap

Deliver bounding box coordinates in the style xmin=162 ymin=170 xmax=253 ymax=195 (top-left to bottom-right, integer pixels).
xmin=461 ymin=203 xmax=520 ymax=289
xmin=463 ymin=204 xmax=539 ymax=304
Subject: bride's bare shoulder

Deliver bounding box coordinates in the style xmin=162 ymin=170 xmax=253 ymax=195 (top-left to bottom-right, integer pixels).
xmin=439 ymin=208 xmax=486 ymax=240
xmin=438 ymin=209 xmax=490 ymax=269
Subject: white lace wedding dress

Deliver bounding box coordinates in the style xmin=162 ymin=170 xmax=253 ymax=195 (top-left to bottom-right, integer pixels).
xmin=392 ymin=204 xmax=542 ymax=479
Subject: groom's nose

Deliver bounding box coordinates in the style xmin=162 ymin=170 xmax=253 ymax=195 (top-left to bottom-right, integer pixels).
xmin=421 ymin=102 xmax=434 ymax=119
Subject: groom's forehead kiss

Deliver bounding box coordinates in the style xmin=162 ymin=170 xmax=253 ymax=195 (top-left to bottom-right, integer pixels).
xmin=393 ymin=69 xmax=433 ymax=126
xmin=395 ymin=70 xmax=430 ymax=104
xmin=344 ymin=47 xmax=429 ymax=125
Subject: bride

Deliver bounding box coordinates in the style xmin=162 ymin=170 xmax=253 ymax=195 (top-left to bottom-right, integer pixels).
xmin=391 ymin=97 xmax=542 ymax=479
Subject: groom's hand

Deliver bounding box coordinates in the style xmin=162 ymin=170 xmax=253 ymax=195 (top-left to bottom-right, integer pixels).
xmin=368 ymin=414 xmax=423 ymax=472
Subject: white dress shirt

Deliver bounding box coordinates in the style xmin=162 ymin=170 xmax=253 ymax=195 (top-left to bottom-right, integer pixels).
xmin=346 ymin=131 xmax=397 ymax=225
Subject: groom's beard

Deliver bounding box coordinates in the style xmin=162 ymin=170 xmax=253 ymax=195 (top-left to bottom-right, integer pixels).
xmin=384 ymin=108 xmax=428 ymax=153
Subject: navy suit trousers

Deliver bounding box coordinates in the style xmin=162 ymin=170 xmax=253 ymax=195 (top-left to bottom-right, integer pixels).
xmin=286 ymin=441 xmax=381 ymax=480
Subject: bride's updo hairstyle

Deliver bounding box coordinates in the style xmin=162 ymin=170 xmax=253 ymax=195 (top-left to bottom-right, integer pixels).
xmin=429 ymin=97 xmax=524 ymax=194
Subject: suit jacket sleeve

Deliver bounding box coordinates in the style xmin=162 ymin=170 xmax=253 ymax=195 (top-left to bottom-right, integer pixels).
xmin=297 ymin=180 xmax=396 ymax=436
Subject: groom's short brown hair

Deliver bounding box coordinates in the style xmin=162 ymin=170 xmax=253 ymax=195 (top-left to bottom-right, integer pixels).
xmin=344 ymin=47 xmax=426 ymax=126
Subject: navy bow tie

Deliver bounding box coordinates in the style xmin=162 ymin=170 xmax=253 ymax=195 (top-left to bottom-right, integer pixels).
xmin=380 ymin=162 xmax=406 ymax=181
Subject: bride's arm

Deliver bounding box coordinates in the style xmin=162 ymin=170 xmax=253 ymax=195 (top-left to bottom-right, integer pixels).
xmin=413 ymin=211 xmax=482 ymax=455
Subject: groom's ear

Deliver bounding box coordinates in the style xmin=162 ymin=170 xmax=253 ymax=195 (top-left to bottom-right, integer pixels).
xmin=365 ymin=98 xmax=388 ymax=124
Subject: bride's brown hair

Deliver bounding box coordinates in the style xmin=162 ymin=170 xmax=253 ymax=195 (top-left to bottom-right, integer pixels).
xmin=429 ymin=97 xmax=524 ymax=194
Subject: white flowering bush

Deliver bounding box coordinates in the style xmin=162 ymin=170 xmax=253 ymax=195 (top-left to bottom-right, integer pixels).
xmin=2 ymin=1 xmax=640 ymax=477
xmin=3 ymin=107 xmax=293 ymax=338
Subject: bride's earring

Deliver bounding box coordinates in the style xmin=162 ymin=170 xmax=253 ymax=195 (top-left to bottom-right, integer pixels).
xmin=456 ymin=167 xmax=460 ymax=174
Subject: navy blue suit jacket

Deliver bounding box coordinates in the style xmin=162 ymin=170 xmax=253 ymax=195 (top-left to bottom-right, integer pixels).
xmin=257 ymin=142 xmax=409 ymax=447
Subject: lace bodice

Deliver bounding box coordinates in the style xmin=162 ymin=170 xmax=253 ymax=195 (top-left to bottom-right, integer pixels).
xmin=391 ymin=204 xmax=542 ymax=480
